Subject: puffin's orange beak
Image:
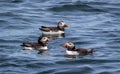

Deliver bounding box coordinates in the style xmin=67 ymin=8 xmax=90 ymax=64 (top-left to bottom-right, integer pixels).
xmin=64 ymin=24 xmax=68 ymax=27
xmin=47 ymin=38 xmax=50 ymax=42
xmin=63 ymin=43 xmax=67 ymax=48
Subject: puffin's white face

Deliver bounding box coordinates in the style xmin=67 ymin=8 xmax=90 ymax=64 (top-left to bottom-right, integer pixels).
xmin=58 ymin=21 xmax=68 ymax=27
xmin=64 ymin=42 xmax=75 ymax=48
xmin=40 ymin=37 xmax=50 ymax=42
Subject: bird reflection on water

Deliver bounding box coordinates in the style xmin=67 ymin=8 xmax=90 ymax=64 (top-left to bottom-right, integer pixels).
xmin=41 ymin=33 xmax=65 ymax=40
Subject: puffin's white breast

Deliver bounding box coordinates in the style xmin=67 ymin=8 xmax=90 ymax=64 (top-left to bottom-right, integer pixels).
xmin=42 ymin=31 xmax=64 ymax=34
xmin=23 ymin=47 xmax=34 ymax=50
xmin=38 ymin=46 xmax=48 ymax=50
xmin=23 ymin=46 xmax=48 ymax=50
xmin=66 ymin=50 xmax=79 ymax=55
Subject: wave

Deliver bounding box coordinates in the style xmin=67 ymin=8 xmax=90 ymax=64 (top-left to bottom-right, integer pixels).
xmin=0 ymin=39 xmax=23 ymax=43
xmin=0 ymin=0 xmax=23 ymax=3
xmin=48 ymin=4 xmax=104 ymax=12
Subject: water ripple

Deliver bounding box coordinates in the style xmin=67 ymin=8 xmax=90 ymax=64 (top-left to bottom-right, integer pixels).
xmin=49 ymin=4 xmax=104 ymax=12
xmin=0 ymin=0 xmax=120 ymax=74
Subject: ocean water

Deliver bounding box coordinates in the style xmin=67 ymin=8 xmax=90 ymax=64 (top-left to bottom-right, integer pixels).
xmin=0 ymin=0 xmax=120 ymax=74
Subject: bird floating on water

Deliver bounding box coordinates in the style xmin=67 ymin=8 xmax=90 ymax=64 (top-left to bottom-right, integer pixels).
xmin=63 ymin=42 xmax=94 ymax=55
xmin=39 ymin=21 xmax=68 ymax=34
xmin=21 ymin=36 xmax=50 ymax=50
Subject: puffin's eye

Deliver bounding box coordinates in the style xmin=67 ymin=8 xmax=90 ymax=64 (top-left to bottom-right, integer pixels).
xmin=59 ymin=24 xmax=63 ymax=26
xmin=69 ymin=43 xmax=74 ymax=46
xmin=44 ymin=37 xmax=47 ymax=39
xmin=41 ymin=37 xmax=46 ymax=41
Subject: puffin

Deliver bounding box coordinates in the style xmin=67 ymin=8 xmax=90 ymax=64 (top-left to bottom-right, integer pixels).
xmin=63 ymin=42 xmax=94 ymax=55
xmin=39 ymin=21 xmax=68 ymax=34
xmin=21 ymin=36 xmax=50 ymax=50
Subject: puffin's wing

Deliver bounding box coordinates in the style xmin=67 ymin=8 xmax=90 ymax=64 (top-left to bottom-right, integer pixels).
xmin=76 ymin=48 xmax=88 ymax=54
xmin=39 ymin=27 xmax=51 ymax=32
xmin=41 ymin=26 xmax=48 ymax=28
xmin=76 ymin=48 xmax=94 ymax=54
xmin=40 ymin=26 xmax=58 ymax=32
xmin=21 ymin=43 xmax=36 ymax=47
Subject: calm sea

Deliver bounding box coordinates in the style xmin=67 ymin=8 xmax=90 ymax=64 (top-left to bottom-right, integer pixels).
xmin=0 ymin=0 xmax=120 ymax=74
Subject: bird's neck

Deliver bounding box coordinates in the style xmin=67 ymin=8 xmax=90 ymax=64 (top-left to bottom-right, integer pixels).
xmin=57 ymin=26 xmax=64 ymax=31
xmin=67 ymin=46 xmax=76 ymax=51
xmin=38 ymin=41 xmax=46 ymax=46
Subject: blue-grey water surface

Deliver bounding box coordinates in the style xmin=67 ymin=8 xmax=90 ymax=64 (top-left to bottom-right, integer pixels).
xmin=0 ymin=0 xmax=120 ymax=74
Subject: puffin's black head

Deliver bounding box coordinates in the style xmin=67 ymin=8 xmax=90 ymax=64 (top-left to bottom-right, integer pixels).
xmin=38 ymin=36 xmax=50 ymax=44
xmin=63 ymin=42 xmax=75 ymax=50
xmin=57 ymin=21 xmax=68 ymax=30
